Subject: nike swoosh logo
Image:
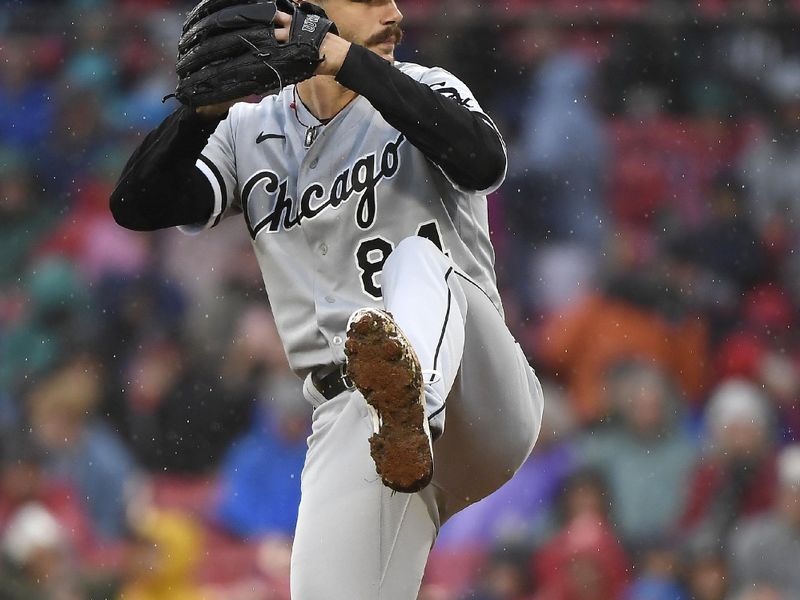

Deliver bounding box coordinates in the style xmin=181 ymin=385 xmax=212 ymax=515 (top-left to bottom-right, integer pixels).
xmin=256 ymin=132 xmax=286 ymax=144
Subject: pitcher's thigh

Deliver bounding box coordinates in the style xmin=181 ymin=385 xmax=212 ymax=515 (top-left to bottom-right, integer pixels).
xmin=291 ymin=392 xmax=438 ymax=600
xmin=433 ymin=278 xmax=544 ymax=520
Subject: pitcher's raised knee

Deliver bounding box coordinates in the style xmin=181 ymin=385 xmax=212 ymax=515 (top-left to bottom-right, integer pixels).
xmin=385 ymin=235 xmax=449 ymax=274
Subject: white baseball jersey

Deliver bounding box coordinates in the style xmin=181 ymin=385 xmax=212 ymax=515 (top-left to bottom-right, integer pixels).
xmin=189 ymin=62 xmax=506 ymax=377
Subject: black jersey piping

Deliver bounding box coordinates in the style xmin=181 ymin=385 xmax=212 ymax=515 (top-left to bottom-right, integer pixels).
xmin=431 ymin=267 xmax=454 ymax=379
xmin=198 ymin=154 xmax=227 ymax=227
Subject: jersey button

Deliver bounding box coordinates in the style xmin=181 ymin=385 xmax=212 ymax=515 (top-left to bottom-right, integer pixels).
xmin=310 ymin=158 xmax=319 ymax=169
xmin=320 ymin=243 xmax=328 ymax=255
xmin=325 ymin=295 xmax=335 ymax=304
xmin=332 ymin=336 xmax=343 ymax=345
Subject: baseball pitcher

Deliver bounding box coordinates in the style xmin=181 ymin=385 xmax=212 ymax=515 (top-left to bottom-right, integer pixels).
xmin=110 ymin=0 xmax=544 ymax=596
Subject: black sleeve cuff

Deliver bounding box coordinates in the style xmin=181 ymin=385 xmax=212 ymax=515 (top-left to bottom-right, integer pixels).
xmin=174 ymin=105 xmax=229 ymax=156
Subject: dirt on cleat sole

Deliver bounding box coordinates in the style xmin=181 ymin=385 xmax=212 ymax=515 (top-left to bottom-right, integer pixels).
xmin=345 ymin=309 xmax=433 ymax=494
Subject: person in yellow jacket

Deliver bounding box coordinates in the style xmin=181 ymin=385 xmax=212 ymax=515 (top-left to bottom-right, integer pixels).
xmin=118 ymin=509 xmax=217 ymax=600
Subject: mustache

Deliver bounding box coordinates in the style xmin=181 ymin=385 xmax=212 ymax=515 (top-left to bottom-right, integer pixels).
xmin=365 ymin=25 xmax=403 ymax=47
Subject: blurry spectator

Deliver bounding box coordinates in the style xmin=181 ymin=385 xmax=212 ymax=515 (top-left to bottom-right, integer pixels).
xmin=123 ymin=334 xmax=254 ymax=473
xmin=489 ymin=21 xmax=561 ymax=145
xmin=680 ymin=379 xmax=779 ymax=544
xmin=0 ymin=258 xmax=91 ymax=400
xmin=674 ymin=170 xmax=767 ymax=290
xmin=61 ymin=7 xmax=117 ymax=94
xmin=580 ymin=362 xmax=697 ymax=549
xmin=623 ymin=541 xmax=686 ymax=600
xmin=603 ymin=22 xmax=688 ymax=117
xmin=514 ymin=49 xmax=609 ymax=251
xmin=680 ymin=540 xmax=729 ymax=600
xmin=730 ymin=588 xmax=786 ymax=600
xmin=0 ymin=147 xmax=58 ymax=288
xmin=92 ymin=269 xmax=188 ymax=430
xmin=0 ymin=432 xmax=97 ymax=561
xmin=462 ymin=545 xmax=535 ymax=600
xmin=0 ymin=503 xmax=86 ymax=600
xmin=214 ymin=300 xmax=288 ymax=396
xmin=41 ymin=85 xmax=112 ymax=197
xmin=108 ymin=11 xmax=177 ymax=134
xmin=418 ymin=584 xmax=453 ymax=600
xmin=520 ymin=242 xmax=599 ymax=321
xmin=161 ymin=218 xmax=260 ymax=312
xmin=214 ymin=371 xmax=309 ymax=539
xmin=27 ymin=354 xmax=140 ymax=540
xmin=727 ymin=444 xmax=800 ymax=597
xmin=118 ymin=508 xmax=218 ymax=600
xmin=739 ymin=59 xmax=800 ymax=239
xmin=0 ymin=35 xmax=55 ymax=150
xmin=537 ymin=263 xmax=709 ymax=423
xmin=759 ymin=352 xmax=800 ymax=444
xmin=611 ymin=119 xmax=741 ymax=240
xmin=531 ymin=468 xmax=630 ymax=600
xmin=665 ymin=170 xmax=769 ymax=336
xmin=714 ymin=285 xmax=800 ymax=442
xmin=504 ymin=46 xmax=609 ymax=316
xmin=708 ymin=3 xmax=782 ymax=115
xmin=37 ymin=164 xmax=153 ymax=283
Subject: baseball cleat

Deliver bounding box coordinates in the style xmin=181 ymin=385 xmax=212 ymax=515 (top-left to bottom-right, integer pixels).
xmin=344 ymin=308 xmax=434 ymax=494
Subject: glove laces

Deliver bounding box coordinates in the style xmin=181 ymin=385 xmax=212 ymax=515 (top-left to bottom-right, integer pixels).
xmin=237 ymin=34 xmax=284 ymax=95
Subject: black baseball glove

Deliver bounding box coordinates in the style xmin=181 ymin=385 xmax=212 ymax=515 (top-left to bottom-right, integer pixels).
xmin=173 ymin=0 xmax=337 ymax=107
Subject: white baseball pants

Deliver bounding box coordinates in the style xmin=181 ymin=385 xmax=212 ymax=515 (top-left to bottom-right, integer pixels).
xmin=291 ymin=236 xmax=544 ymax=599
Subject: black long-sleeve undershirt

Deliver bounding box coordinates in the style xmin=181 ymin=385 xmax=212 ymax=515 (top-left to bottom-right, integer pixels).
xmin=111 ymin=44 xmax=506 ymax=231
xmin=335 ymin=44 xmax=505 ymax=192
xmin=110 ymin=106 xmax=223 ymax=230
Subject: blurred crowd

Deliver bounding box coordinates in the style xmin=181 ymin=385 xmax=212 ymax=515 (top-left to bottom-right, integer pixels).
xmin=2 ymin=0 xmax=800 ymax=598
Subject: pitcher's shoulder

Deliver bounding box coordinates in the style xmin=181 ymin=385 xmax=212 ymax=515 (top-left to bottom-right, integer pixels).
xmin=394 ymin=61 xmax=472 ymax=88
xmin=394 ymin=61 xmax=440 ymax=81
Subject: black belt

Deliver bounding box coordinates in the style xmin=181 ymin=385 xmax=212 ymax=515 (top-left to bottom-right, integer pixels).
xmin=312 ymin=365 xmax=353 ymax=400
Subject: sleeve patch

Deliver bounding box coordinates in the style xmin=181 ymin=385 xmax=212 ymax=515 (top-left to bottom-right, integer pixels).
xmin=429 ymin=81 xmax=473 ymax=109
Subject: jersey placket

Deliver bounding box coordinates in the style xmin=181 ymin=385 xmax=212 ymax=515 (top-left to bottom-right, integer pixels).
xmin=294 ymin=97 xmax=348 ymax=364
